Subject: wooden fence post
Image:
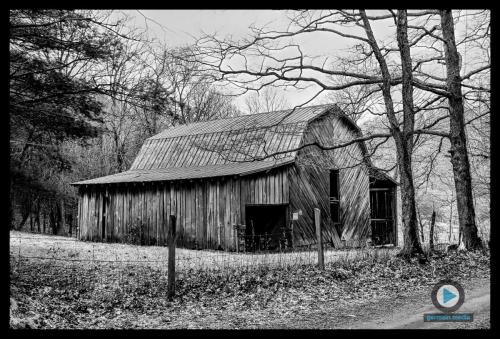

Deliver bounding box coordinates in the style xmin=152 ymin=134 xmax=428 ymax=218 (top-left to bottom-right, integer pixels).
xmin=167 ymin=215 xmax=177 ymax=301
xmin=314 ymin=208 xmax=324 ymax=270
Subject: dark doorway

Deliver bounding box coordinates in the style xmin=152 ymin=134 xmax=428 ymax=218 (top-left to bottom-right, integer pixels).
xmin=369 ymin=188 xmax=395 ymax=245
xmin=245 ymin=204 xmax=289 ymax=251
xmin=330 ymin=169 xmax=341 ymax=234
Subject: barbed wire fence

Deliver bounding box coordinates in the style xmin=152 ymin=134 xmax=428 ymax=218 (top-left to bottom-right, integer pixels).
xmin=10 ymin=212 xmax=450 ymax=300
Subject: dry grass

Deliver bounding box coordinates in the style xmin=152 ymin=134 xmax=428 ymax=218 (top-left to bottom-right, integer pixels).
xmin=10 ymin=230 xmax=397 ymax=271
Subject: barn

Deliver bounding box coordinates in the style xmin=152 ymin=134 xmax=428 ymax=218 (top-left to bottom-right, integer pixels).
xmin=72 ymin=104 xmax=398 ymax=251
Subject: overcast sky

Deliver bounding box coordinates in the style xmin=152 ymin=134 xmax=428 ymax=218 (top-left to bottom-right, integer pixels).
xmin=117 ymin=10 xmax=474 ymax=115
xmin=120 ymin=10 xmax=390 ymax=111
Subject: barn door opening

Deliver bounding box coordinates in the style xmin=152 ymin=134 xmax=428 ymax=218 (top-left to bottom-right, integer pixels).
xmin=245 ymin=204 xmax=289 ymax=251
xmin=369 ymin=188 xmax=395 ymax=245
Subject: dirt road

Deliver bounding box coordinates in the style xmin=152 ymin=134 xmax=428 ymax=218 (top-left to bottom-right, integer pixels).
xmin=350 ymin=278 xmax=490 ymax=329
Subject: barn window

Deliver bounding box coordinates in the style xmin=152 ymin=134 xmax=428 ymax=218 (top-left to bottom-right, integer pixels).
xmin=330 ymin=169 xmax=340 ymax=224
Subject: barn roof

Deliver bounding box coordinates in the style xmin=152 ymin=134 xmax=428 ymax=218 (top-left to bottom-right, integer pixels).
xmin=73 ymin=157 xmax=294 ymax=185
xmin=73 ymin=104 xmax=391 ymax=185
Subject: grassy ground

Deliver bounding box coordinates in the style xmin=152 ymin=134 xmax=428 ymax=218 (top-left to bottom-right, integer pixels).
xmin=9 ymin=231 xmax=490 ymax=329
xmin=9 ymin=230 xmax=397 ymax=270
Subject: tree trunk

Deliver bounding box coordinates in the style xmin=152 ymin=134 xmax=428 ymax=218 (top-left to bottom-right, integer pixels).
xmin=36 ymin=199 xmax=41 ymax=233
xmin=417 ymin=207 xmax=425 ymax=244
xmin=429 ymin=210 xmax=436 ymax=252
xmin=18 ymin=196 xmax=31 ymax=231
xmin=43 ymin=209 xmax=47 ymax=234
xmin=50 ymin=206 xmax=57 ymax=234
xmin=397 ymin=149 xmax=424 ymax=256
xmin=30 ymin=210 xmax=33 ymax=232
xmin=440 ymin=10 xmax=482 ymax=250
xmin=449 ymin=201 xmax=453 ymax=242
xmin=360 ymin=9 xmax=424 ymax=257
xmin=68 ymin=212 xmax=73 ymax=237
xmin=18 ymin=212 xmax=29 ymax=231
xmin=395 ymin=10 xmax=424 ymax=257
xmin=55 ymin=200 xmax=65 ymax=236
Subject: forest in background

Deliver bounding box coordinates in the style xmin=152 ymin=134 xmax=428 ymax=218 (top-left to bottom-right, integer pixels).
xmin=10 ymin=10 xmax=240 ymax=236
xmin=9 ymin=10 xmax=489 ymax=253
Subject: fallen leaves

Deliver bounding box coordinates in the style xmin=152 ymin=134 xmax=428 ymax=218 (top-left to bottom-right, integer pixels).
xmin=9 ymin=237 xmax=490 ymax=329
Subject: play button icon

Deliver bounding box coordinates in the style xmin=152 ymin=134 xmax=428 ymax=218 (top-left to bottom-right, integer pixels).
xmin=431 ymin=280 xmax=465 ymax=313
xmin=443 ymin=288 xmax=457 ymax=304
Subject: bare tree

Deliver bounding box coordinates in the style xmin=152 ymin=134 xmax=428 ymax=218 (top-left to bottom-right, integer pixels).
xmin=438 ymin=10 xmax=484 ymax=249
xmin=194 ymin=10 xmax=458 ymax=256
xmin=244 ymin=87 xmax=289 ymax=114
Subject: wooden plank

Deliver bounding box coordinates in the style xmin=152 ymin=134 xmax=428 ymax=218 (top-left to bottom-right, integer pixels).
xmin=117 ymin=186 xmax=122 ymax=241
xmin=129 ymin=185 xmax=135 ymax=239
xmin=96 ymin=188 xmax=102 ymax=241
xmin=269 ymin=172 xmax=275 ymax=204
xmin=209 ymin=180 xmax=216 ymax=247
xmin=139 ymin=183 xmax=144 ymax=242
xmin=315 ymin=208 xmax=324 ymax=270
xmin=161 ymin=183 xmax=168 ymax=246
xmin=148 ymin=184 xmax=153 ymax=243
xmin=92 ymin=188 xmax=97 ymax=241
xmin=240 ymin=179 xmax=246 ymax=224
xmin=218 ymin=179 xmax=225 ymax=248
xmin=276 ymin=171 xmax=282 ymax=204
xmin=201 ymin=181 xmax=207 ymax=247
xmin=191 ymin=183 xmax=197 ymax=247
xmin=185 ymin=183 xmax=192 ymax=247
xmin=113 ymin=185 xmax=118 ymax=241
xmin=81 ymin=190 xmax=86 ymax=240
xmin=79 ymin=191 xmax=85 ymax=240
xmin=249 ymin=177 xmax=255 ymax=204
xmin=127 ymin=185 xmax=132 ymax=240
xmin=86 ymin=189 xmax=91 ymax=241
xmin=224 ymin=178 xmax=231 ymax=250
xmin=122 ymin=185 xmax=127 ymax=241
xmin=283 ymin=168 xmax=289 ymax=203
xmin=153 ymin=184 xmax=158 ymax=244
xmin=176 ymin=183 xmax=182 ymax=243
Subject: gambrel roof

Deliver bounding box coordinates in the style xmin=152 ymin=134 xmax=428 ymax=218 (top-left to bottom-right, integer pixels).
xmin=73 ymin=104 xmax=379 ymax=185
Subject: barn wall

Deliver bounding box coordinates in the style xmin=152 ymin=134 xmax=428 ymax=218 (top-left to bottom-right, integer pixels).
xmin=77 ymin=166 xmax=290 ymax=250
xmin=289 ymin=112 xmax=371 ymax=248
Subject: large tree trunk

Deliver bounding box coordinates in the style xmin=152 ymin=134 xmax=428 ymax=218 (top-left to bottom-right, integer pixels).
xmin=396 ymin=145 xmax=424 ymax=256
xmin=360 ymin=9 xmax=424 ymax=257
xmin=440 ymin=10 xmax=482 ymax=250
xmin=395 ymin=10 xmax=424 ymax=257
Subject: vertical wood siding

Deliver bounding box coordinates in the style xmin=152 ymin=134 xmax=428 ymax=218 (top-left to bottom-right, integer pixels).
xmin=77 ymin=166 xmax=290 ymax=250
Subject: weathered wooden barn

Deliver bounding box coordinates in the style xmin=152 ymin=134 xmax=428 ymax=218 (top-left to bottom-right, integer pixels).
xmin=72 ymin=104 xmax=398 ymax=250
